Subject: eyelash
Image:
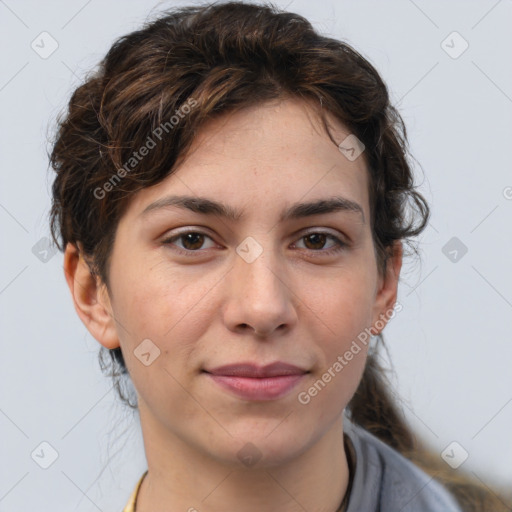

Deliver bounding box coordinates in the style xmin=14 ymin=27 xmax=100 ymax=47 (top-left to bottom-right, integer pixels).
xmin=161 ymin=230 xmax=348 ymax=258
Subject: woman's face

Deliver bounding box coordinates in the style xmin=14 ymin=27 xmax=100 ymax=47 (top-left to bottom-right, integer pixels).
xmin=83 ymin=98 xmax=401 ymax=467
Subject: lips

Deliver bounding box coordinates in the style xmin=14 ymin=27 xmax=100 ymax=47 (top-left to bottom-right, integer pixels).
xmin=204 ymin=361 xmax=308 ymax=378
xmin=203 ymin=362 xmax=308 ymax=401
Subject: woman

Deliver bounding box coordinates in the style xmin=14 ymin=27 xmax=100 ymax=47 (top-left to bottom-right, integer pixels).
xmin=48 ymin=2 xmax=509 ymax=511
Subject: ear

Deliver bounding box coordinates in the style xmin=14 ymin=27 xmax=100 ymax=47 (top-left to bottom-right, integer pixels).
xmin=370 ymin=240 xmax=403 ymax=335
xmin=63 ymin=242 xmax=120 ymax=349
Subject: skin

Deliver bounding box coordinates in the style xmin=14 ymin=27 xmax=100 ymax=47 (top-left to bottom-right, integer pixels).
xmin=64 ymin=97 xmax=402 ymax=512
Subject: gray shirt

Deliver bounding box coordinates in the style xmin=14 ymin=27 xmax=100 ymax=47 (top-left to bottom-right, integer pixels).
xmin=343 ymin=418 xmax=463 ymax=511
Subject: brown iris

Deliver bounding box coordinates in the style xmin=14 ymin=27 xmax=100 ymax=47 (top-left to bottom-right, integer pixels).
xmin=180 ymin=233 xmax=205 ymax=250
xmin=302 ymin=233 xmax=328 ymax=250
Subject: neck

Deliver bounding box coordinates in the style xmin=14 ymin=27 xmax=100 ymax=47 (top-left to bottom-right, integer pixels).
xmin=135 ymin=407 xmax=350 ymax=512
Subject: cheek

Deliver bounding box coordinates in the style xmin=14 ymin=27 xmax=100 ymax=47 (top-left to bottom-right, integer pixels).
xmin=112 ymin=268 xmax=216 ymax=374
xmin=303 ymin=265 xmax=376 ymax=344
xmin=310 ymin=347 xmax=368 ymax=427
xmin=296 ymin=266 xmax=374 ymax=407
xmin=295 ymin=311 xmax=369 ymax=428
xmin=111 ymin=271 xmax=208 ymax=420
xmin=113 ymin=264 xmax=194 ymax=335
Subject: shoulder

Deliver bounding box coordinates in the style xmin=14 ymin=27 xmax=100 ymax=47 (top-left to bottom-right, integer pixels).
xmin=343 ymin=419 xmax=463 ymax=512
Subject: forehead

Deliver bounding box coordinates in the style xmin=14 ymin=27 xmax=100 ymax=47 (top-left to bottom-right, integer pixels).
xmin=125 ymin=97 xmax=370 ymax=222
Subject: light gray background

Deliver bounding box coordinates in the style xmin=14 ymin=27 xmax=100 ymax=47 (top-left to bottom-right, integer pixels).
xmin=1 ymin=0 xmax=511 ymax=510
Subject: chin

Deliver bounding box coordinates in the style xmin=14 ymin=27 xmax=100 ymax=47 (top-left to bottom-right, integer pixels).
xmin=215 ymin=424 xmax=314 ymax=469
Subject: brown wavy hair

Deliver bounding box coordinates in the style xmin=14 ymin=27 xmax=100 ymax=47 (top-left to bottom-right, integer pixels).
xmin=48 ymin=2 xmax=511 ymax=510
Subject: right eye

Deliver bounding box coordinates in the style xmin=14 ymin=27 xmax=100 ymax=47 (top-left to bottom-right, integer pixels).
xmin=161 ymin=230 xmax=217 ymax=256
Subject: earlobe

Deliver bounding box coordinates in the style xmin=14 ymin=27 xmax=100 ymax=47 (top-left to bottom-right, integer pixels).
xmin=371 ymin=240 xmax=403 ymax=335
xmin=63 ymin=242 xmax=120 ymax=349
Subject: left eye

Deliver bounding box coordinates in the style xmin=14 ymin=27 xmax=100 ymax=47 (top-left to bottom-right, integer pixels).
xmin=292 ymin=232 xmax=346 ymax=254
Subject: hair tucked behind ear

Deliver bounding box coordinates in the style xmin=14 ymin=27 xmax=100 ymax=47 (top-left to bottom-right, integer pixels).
xmin=48 ymin=2 xmax=511 ymax=509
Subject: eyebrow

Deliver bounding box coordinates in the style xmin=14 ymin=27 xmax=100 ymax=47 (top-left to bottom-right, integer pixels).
xmin=140 ymin=195 xmax=365 ymax=223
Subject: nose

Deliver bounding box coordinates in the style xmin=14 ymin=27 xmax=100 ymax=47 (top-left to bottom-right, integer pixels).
xmin=222 ymin=243 xmax=298 ymax=338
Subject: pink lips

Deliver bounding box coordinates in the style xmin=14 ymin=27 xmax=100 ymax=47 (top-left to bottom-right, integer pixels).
xmin=204 ymin=362 xmax=308 ymax=401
